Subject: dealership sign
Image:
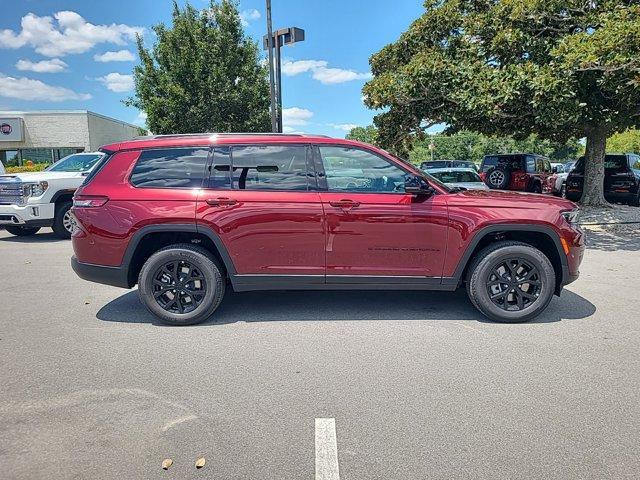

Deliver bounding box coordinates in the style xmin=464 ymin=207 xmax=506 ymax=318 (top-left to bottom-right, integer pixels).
xmin=0 ymin=118 xmax=24 ymax=142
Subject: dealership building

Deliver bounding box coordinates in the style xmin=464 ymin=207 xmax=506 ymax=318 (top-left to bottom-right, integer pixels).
xmin=0 ymin=110 xmax=142 ymax=167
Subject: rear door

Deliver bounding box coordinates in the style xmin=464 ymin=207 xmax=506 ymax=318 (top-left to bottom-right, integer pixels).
xmin=196 ymin=144 xmax=325 ymax=282
xmin=314 ymin=144 xmax=448 ymax=280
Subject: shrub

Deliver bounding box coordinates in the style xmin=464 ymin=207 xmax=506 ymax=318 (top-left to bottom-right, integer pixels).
xmin=6 ymin=164 xmax=49 ymax=173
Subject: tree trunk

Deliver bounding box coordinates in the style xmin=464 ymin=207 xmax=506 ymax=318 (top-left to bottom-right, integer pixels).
xmin=580 ymin=127 xmax=610 ymax=207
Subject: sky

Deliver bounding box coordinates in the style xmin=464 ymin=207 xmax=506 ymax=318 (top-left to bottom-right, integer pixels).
xmin=0 ymin=0 xmax=436 ymax=137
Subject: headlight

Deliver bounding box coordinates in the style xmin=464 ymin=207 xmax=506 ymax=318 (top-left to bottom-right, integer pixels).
xmin=561 ymin=209 xmax=579 ymax=225
xmin=22 ymin=181 xmax=49 ymax=198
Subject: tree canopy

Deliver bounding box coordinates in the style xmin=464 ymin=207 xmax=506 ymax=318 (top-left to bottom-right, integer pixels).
xmin=364 ymin=1 xmax=640 ymax=205
xmin=125 ymin=0 xmax=271 ymax=134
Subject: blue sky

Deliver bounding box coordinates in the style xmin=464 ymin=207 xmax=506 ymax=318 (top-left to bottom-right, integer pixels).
xmin=0 ymin=0 xmax=432 ymax=137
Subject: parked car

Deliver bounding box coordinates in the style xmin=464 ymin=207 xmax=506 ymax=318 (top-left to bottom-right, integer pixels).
xmin=480 ymin=153 xmax=554 ymax=193
xmin=71 ymin=133 xmax=584 ymax=325
xmin=551 ymin=161 xmax=576 ymax=197
xmin=427 ymin=168 xmax=488 ymax=190
xmin=0 ymin=152 xmax=104 ymax=238
xmin=421 ymin=160 xmax=479 ymax=172
xmin=0 ymin=161 xmax=5 ymax=175
xmin=565 ymin=153 xmax=640 ymax=206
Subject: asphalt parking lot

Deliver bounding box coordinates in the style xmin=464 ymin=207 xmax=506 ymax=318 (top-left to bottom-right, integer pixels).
xmin=1 ymin=227 xmax=639 ymax=479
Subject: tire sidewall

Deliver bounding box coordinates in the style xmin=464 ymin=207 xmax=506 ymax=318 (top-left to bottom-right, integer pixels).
xmin=485 ymin=167 xmax=510 ymax=189
xmin=470 ymin=245 xmax=555 ymax=322
xmin=52 ymin=201 xmax=73 ymax=239
xmin=138 ymin=247 xmax=222 ymax=325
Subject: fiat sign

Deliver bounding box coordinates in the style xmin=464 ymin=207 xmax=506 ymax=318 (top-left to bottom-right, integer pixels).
xmin=0 ymin=118 xmax=24 ymax=142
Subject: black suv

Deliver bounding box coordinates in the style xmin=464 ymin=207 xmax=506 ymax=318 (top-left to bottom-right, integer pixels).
xmin=565 ymin=153 xmax=640 ymax=206
xmin=420 ymin=160 xmax=478 ymax=172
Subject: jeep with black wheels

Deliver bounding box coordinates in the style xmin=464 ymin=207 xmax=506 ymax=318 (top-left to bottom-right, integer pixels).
xmin=0 ymin=152 xmax=104 ymax=239
xmin=480 ymin=153 xmax=554 ymax=193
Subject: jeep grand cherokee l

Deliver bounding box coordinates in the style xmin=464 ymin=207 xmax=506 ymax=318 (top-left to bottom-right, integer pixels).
xmin=70 ymin=134 xmax=585 ymax=325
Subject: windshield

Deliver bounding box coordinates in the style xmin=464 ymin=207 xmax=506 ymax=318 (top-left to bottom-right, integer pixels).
xmin=431 ymin=170 xmax=482 ymax=183
xmin=421 ymin=161 xmax=450 ymax=169
xmin=388 ymin=153 xmax=452 ymax=192
xmin=46 ymin=153 xmax=104 ymax=173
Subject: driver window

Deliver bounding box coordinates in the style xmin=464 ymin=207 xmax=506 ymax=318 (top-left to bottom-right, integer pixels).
xmin=319 ymin=146 xmax=409 ymax=193
xmin=526 ymin=156 xmax=536 ymax=173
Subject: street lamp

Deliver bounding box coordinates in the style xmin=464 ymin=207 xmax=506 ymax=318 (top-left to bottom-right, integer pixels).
xmin=264 ymin=1 xmax=305 ymax=133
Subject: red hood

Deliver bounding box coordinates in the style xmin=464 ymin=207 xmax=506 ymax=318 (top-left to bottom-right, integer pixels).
xmin=446 ymin=189 xmax=577 ymax=210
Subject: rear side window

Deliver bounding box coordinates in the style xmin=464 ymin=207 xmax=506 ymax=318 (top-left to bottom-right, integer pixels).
xmin=131 ymin=148 xmax=209 ymax=188
xmin=231 ymin=145 xmax=309 ymax=191
xmin=481 ymin=155 xmax=523 ymax=172
xmin=574 ymin=155 xmax=629 ymax=173
xmin=81 ymin=152 xmax=112 ymax=186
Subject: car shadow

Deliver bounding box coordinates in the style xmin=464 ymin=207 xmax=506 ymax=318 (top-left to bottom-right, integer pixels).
xmin=96 ymin=288 xmax=596 ymax=327
xmin=584 ymin=225 xmax=640 ymax=252
xmin=0 ymin=229 xmax=67 ymax=243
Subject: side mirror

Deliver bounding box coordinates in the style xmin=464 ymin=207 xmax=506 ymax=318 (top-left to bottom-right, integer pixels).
xmin=81 ymin=171 xmax=90 ymax=176
xmin=405 ymin=176 xmax=434 ymax=196
xmin=552 ymin=166 xmax=558 ymax=174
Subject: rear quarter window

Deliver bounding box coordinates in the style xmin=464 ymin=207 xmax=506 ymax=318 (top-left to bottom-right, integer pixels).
xmin=130 ymin=148 xmax=210 ymax=188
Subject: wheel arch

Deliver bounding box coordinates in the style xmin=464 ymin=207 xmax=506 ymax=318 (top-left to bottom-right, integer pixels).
xmin=50 ymin=189 xmax=76 ymax=205
xmin=448 ymin=224 xmax=569 ymax=295
xmin=121 ymin=224 xmax=236 ymax=288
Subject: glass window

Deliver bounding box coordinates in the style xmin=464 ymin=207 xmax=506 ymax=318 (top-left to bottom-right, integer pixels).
xmin=319 ymin=146 xmax=409 ymax=193
xmin=481 ymin=155 xmax=524 ymax=173
xmin=543 ymin=159 xmax=552 ymax=172
xmin=130 ymin=148 xmax=209 ymax=188
xmin=47 ymin=153 xmax=104 ymax=172
xmin=421 ymin=161 xmax=450 ymax=170
xmin=535 ymin=158 xmax=545 ymax=172
xmin=526 ymin=156 xmax=536 ymax=173
xmin=431 ymin=170 xmax=482 ymax=183
xmin=631 ymin=156 xmax=640 ymax=171
xmin=231 ymin=145 xmax=308 ymax=191
xmin=208 ymin=147 xmax=231 ymax=189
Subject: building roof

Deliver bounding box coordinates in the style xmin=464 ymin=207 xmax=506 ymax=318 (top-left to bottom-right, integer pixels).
xmin=0 ymin=110 xmax=142 ymax=131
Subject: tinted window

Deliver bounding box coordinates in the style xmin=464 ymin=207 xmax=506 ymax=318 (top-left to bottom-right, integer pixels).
xmin=208 ymin=147 xmax=231 ymax=189
xmin=231 ymin=145 xmax=308 ymax=191
xmin=320 ymin=146 xmax=409 ymax=193
xmin=47 ymin=153 xmax=103 ymax=172
xmin=574 ymin=155 xmax=629 ymax=173
xmin=544 ymin=159 xmax=552 ymax=172
xmin=631 ymin=156 xmax=640 ymax=171
xmin=131 ymin=148 xmax=209 ymax=188
xmin=421 ymin=161 xmax=449 ymax=169
xmin=431 ymin=170 xmax=482 ymax=183
xmin=526 ymin=156 xmax=536 ymax=173
xmin=481 ymin=155 xmax=524 ymax=172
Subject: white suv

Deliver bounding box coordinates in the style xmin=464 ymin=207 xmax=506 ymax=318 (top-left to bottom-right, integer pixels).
xmin=0 ymin=152 xmax=104 ymax=238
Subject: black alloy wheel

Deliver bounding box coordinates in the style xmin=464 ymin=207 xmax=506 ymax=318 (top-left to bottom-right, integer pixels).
xmin=486 ymin=258 xmax=541 ymax=311
xmin=152 ymin=260 xmax=207 ymax=314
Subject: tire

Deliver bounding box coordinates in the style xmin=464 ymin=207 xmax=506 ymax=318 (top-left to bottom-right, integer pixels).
xmin=4 ymin=226 xmax=41 ymax=236
xmin=137 ymin=243 xmax=225 ymax=326
xmin=52 ymin=201 xmax=73 ymax=239
xmin=485 ymin=167 xmax=510 ymax=189
xmin=530 ymin=182 xmax=542 ymax=194
xmin=559 ymin=183 xmax=566 ymax=198
xmin=466 ymin=241 xmax=556 ymax=323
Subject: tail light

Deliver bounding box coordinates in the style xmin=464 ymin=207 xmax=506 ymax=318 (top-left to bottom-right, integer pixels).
xmin=73 ymin=195 xmax=109 ymax=207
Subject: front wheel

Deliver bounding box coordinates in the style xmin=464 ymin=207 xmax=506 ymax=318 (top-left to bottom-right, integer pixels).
xmin=137 ymin=244 xmax=225 ymax=325
xmin=466 ymin=241 xmax=556 ymax=323
xmin=52 ymin=201 xmax=74 ymax=239
xmin=4 ymin=226 xmax=41 ymax=237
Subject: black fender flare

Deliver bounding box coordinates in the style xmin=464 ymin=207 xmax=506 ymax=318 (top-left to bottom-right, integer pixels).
xmin=50 ymin=189 xmax=76 ymax=204
xmin=443 ymin=224 xmax=569 ymax=290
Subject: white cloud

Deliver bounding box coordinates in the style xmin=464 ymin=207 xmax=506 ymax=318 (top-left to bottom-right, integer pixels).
xmin=15 ymin=58 xmax=67 ymax=73
xmin=312 ymin=67 xmax=372 ymax=85
xmin=280 ymin=58 xmax=372 ymax=85
xmin=0 ymin=11 xmax=143 ymax=57
xmin=239 ymin=9 xmax=261 ymax=26
xmin=94 ymin=49 xmax=135 ymax=62
xmin=282 ymin=107 xmax=313 ymax=132
xmin=133 ymin=111 xmax=147 ymax=127
xmin=282 ymin=60 xmax=327 ymax=76
xmin=0 ymin=73 xmax=91 ymax=101
xmin=97 ymin=72 xmax=134 ymax=92
xmin=328 ymin=123 xmax=359 ymax=132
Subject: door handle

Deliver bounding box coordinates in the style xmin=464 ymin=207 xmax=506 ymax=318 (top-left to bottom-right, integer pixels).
xmin=329 ymin=199 xmax=360 ymax=209
xmin=206 ymin=197 xmax=237 ymax=206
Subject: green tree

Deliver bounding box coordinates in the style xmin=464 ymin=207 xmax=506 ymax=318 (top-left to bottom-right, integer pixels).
xmin=125 ymin=0 xmax=270 ymax=134
xmin=364 ymin=1 xmax=640 ymax=206
xmin=346 ymin=125 xmax=379 ymax=145
xmin=607 ymin=128 xmax=640 ymax=153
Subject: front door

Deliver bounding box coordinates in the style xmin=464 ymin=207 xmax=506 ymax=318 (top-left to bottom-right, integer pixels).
xmin=315 ymin=145 xmax=448 ymax=281
xmin=196 ymin=144 xmax=325 ymax=285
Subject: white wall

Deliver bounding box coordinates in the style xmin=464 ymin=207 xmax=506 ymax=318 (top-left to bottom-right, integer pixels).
xmin=87 ymin=112 xmax=141 ymax=150
xmin=0 ymin=112 xmax=91 ymax=150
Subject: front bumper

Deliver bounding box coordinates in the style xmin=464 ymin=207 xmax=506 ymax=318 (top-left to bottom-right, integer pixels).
xmin=71 ymin=256 xmax=130 ymax=288
xmin=0 ymin=203 xmax=55 ymax=227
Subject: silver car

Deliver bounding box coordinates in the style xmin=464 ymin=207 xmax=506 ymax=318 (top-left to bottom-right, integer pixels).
xmin=427 ymin=167 xmax=489 ymax=190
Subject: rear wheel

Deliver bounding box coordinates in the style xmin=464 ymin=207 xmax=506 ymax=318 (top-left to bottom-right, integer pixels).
xmin=4 ymin=226 xmax=40 ymax=236
xmin=137 ymin=244 xmax=225 ymax=325
xmin=52 ymin=201 xmax=74 ymax=239
xmin=466 ymin=241 xmax=556 ymax=323
xmin=485 ymin=167 xmax=510 ymax=189
xmin=530 ymin=182 xmax=542 ymax=194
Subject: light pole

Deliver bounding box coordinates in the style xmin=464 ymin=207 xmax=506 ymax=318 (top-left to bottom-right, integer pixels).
xmin=264 ymin=2 xmax=304 ymax=133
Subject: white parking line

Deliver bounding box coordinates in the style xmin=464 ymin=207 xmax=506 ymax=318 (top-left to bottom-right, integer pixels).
xmin=315 ymin=418 xmax=340 ymax=480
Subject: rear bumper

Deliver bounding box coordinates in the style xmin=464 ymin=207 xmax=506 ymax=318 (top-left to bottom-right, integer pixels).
xmin=71 ymin=256 xmax=130 ymax=288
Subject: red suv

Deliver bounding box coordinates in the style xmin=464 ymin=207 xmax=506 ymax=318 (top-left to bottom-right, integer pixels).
xmin=71 ymin=134 xmax=584 ymax=325
xmin=480 ymin=153 xmax=555 ymax=193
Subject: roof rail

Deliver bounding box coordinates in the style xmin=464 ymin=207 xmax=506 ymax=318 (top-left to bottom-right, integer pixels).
xmin=133 ymin=132 xmax=333 ymax=140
